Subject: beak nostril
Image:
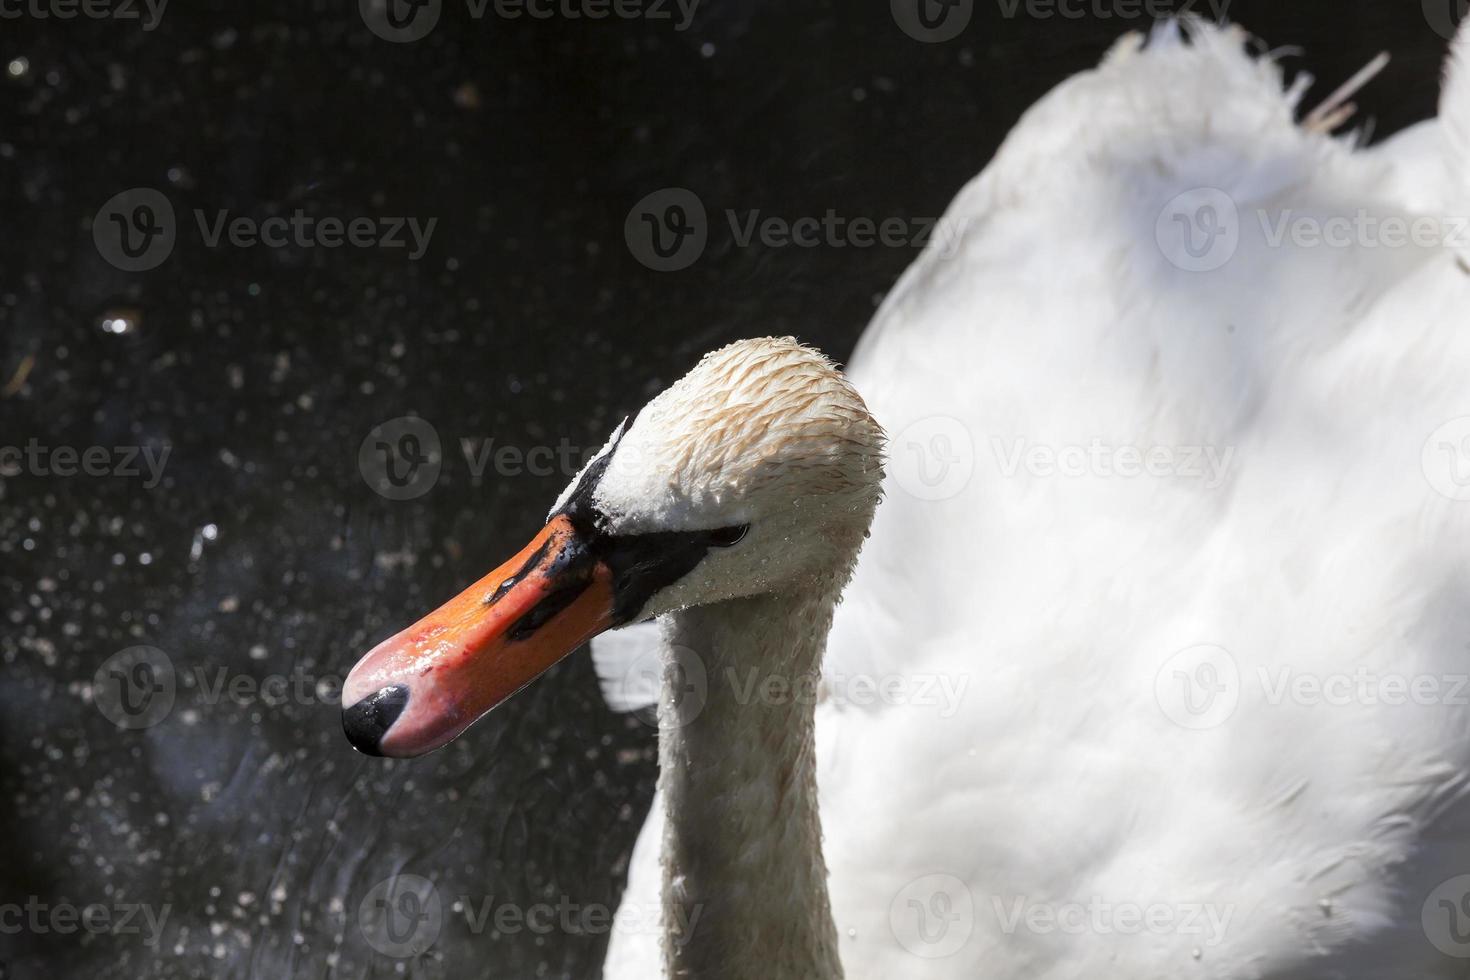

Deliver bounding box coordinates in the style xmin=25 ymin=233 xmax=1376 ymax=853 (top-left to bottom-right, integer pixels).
xmin=342 ymin=684 xmax=410 ymax=756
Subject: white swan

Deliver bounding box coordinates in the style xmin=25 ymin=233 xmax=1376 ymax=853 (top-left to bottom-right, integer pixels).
xmin=345 ymin=18 xmax=1470 ymax=979
xmin=344 ymin=337 xmax=880 ymax=980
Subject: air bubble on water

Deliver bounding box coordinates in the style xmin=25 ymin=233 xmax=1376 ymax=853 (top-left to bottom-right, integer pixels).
xmin=7 ymin=57 xmax=28 ymax=79
xmin=191 ymin=523 xmax=220 ymax=562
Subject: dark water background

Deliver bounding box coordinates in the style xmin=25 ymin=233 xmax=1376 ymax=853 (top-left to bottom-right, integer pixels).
xmin=0 ymin=1 xmax=1457 ymax=976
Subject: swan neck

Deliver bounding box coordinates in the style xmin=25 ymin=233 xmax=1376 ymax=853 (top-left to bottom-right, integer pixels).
xmin=658 ymin=590 xmax=843 ymax=980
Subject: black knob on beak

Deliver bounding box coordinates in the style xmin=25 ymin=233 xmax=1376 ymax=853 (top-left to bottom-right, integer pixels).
xmin=342 ymin=684 xmax=410 ymax=756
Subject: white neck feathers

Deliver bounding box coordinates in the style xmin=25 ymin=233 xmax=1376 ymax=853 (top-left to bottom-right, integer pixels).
xmin=657 ymin=590 xmax=844 ymax=980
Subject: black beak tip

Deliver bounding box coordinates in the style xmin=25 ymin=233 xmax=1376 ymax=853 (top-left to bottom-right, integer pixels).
xmin=342 ymin=684 xmax=410 ymax=757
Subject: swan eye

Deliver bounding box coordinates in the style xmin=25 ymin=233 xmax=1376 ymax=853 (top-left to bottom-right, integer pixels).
xmin=707 ymin=524 xmax=749 ymax=548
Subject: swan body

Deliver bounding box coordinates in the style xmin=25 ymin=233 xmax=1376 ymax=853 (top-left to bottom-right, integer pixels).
xmin=599 ymin=19 xmax=1470 ymax=980
xmin=343 ymin=18 xmax=1470 ymax=979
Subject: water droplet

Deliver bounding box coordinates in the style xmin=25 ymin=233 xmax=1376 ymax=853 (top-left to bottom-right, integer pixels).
xmin=98 ymin=309 xmax=141 ymax=335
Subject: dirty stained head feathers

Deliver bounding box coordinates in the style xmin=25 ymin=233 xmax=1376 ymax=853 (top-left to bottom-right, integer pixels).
xmin=562 ymin=336 xmax=886 ymax=541
xmin=553 ymin=336 xmax=886 ymax=621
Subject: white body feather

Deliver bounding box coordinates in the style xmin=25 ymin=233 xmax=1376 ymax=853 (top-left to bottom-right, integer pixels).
xmin=603 ymin=19 xmax=1470 ymax=978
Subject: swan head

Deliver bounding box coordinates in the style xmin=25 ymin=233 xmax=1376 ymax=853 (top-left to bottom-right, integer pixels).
xmin=342 ymin=337 xmax=884 ymax=757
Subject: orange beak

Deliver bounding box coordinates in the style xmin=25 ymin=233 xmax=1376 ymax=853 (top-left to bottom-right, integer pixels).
xmin=341 ymin=514 xmax=615 ymax=757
